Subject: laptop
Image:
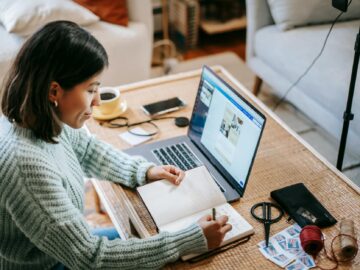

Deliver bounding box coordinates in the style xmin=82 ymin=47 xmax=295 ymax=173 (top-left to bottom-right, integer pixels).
xmin=125 ymin=66 xmax=266 ymax=202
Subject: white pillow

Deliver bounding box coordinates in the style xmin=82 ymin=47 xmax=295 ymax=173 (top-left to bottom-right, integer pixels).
xmin=267 ymin=0 xmax=360 ymax=31
xmin=0 ymin=0 xmax=99 ymax=36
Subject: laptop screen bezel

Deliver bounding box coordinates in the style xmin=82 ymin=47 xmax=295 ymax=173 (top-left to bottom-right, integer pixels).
xmin=187 ymin=65 xmax=266 ymax=197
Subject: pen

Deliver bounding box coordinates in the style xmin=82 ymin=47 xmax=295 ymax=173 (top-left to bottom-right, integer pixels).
xmin=212 ymin=208 xmax=216 ymax=220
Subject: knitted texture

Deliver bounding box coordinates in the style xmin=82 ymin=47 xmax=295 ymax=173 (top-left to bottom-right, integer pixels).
xmin=0 ymin=118 xmax=208 ymax=269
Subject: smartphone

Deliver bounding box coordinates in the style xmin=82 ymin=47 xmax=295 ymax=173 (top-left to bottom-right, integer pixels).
xmin=141 ymin=97 xmax=186 ymax=116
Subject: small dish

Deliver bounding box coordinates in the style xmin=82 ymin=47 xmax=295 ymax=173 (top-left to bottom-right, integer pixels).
xmin=92 ymin=100 xmax=128 ymax=120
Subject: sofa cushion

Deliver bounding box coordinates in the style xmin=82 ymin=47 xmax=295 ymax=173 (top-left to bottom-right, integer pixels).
xmin=74 ymin=0 xmax=128 ymax=26
xmin=0 ymin=27 xmax=25 ymax=92
xmin=84 ymin=21 xmax=151 ymax=85
xmin=254 ymin=19 xmax=360 ymax=134
xmin=267 ymin=0 xmax=360 ymax=30
xmin=0 ymin=0 xmax=99 ymax=36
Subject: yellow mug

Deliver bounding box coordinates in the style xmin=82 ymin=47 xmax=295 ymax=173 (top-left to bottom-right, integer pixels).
xmin=97 ymin=87 xmax=121 ymax=115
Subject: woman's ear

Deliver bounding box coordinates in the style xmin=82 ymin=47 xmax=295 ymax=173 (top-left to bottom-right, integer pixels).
xmin=48 ymin=81 xmax=62 ymax=103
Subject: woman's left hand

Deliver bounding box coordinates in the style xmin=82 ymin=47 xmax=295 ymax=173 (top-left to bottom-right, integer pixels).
xmin=146 ymin=165 xmax=185 ymax=185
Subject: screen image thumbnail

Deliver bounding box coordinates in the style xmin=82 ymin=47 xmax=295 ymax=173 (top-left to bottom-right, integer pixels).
xmin=219 ymin=107 xmax=243 ymax=145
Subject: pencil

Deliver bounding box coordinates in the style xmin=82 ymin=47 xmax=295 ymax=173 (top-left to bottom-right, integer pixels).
xmin=212 ymin=208 xmax=216 ymax=220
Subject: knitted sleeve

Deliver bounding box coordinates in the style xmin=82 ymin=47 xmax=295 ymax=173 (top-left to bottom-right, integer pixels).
xmin=63 ymin=126 xmax=155 ymax=187
xmin=7 ymin=155 xmax=208 ymax=269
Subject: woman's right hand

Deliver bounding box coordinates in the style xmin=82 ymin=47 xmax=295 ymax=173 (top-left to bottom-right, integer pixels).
xmin=197 ymin=215 xmax=232 ymax=249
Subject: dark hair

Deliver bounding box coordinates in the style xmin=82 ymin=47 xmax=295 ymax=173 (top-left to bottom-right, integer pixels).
xmin=1 ymin=20 xmax=108 ymax=143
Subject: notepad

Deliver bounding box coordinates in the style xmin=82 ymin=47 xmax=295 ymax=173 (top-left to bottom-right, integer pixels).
xmin=118 ymin=127 xmax=152 ymax=146
xmin=137 ymin=166 xmax=254 ymax=260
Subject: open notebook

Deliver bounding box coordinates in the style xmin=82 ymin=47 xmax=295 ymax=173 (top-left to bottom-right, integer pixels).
xmin=137 ymin=166 xmax=254 ymax=260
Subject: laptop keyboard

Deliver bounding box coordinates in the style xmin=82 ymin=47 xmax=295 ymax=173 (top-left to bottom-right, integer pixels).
xmin=152 ymin=143 xmax=225 ymax=192
xmin=152 ymin=143 xmax=202 ymax=171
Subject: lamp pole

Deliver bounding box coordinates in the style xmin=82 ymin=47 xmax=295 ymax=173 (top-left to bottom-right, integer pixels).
xmin=336 ymin=25 xmax=360 ymax=170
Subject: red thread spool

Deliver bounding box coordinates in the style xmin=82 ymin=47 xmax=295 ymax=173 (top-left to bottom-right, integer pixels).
xmin=300 ymin=225 xmax=324 ymax=256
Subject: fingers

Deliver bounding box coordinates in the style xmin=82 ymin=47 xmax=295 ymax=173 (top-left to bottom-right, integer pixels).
xmin=197 ymin=214 xmax=232 ymax=250
xmin=173 ymin=168 xmax=185 ymax=184
xmin=163 ymin=165 xmax=185 ymax=185
xmin=216 ymin=215 xmax=229 ymax=226
xmin=220 ymin=223 xmax=232 ymax=234
xmin=162 ymin=171 xmax=178 ymax=183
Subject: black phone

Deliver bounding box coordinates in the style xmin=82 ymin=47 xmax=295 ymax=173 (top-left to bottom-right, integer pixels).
xmin=141 ymin=97 xmax=186 ymax=116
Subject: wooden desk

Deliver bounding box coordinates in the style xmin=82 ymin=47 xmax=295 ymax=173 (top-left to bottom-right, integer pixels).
xmin=86 ymin=67 xmax=360 ymax=269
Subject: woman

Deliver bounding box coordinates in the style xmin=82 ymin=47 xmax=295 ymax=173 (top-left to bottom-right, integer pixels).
xmin=0 ymin=21 xmax=231 ymax=269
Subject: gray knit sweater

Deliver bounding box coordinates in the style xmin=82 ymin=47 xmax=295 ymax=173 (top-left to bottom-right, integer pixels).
xmin=0 ymin=117 xmax=207 ymax=269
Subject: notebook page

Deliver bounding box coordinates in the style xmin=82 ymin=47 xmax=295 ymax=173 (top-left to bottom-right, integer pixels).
xmin=159 ymin=203 xmax=254 ymax=261
xmin=137 ymin=166 xmax=226 ymax=227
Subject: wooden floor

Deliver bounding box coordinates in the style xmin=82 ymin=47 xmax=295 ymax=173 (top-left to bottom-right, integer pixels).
xmin=84 ymin=29 xmax=247 ymax=228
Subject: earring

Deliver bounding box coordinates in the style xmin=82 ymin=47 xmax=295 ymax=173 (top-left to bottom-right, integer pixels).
xmin=54 ymin=101 xmax=58 ymax=107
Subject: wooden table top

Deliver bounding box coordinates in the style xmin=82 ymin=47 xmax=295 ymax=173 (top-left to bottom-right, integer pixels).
xmin=86 ymin=67 xmax=360 ymax=269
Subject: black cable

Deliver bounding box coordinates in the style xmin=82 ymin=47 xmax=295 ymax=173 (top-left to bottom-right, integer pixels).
xmin=272 ymin=0 xmax=353 ymax=111
xmin=99 ymin=115 xmax=181 ymax=136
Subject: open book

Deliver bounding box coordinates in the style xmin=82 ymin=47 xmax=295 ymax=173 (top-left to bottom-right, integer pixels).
xmin=137 ymin=166 xmax=254 ymax=260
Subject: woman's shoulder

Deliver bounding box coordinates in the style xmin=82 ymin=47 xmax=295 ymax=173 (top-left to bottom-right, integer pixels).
xmin=61 ymin=124 xmax=92 ymax=146
xmin=0 ymin=118 xmax=51 ymax=166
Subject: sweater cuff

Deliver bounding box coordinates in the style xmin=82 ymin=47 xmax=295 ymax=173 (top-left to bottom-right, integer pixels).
xmin=168 ymin=223 xmax=208 ymax=257
xmin=136 ymin=162 xmax=155 ymax=186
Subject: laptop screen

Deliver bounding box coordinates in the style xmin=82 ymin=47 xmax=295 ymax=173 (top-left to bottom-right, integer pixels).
xmin=188 ymin=66 xmax=266 ymax=196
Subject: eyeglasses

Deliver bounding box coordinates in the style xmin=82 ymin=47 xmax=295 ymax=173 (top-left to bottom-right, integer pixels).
xmin=99 ymin=116 xmax=179 ymax=137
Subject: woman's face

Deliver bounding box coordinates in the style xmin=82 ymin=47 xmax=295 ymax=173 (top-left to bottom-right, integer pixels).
xmin=54 ymin=73 xmax=102 ymax=129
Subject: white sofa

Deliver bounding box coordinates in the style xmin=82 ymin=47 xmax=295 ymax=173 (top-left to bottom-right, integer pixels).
xmin=246 ymin=0 xmax=360 ymax=156
xmin=0 ymin=0 xmax=153 ymax=90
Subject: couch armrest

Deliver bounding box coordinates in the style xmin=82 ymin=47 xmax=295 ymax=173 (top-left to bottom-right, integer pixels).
xmin=127 ymin=0 xmax=153 ymax=44
xmin=245 ymin=0 xmax=274 ymax=61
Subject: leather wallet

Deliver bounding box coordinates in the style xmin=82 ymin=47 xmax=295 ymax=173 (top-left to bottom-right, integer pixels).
xmin=270 ymin=183 xmax=337 ymax=228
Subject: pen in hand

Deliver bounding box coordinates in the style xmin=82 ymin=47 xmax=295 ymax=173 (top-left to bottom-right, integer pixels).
xmin=212 ymin=208 xmax=216 ymax=221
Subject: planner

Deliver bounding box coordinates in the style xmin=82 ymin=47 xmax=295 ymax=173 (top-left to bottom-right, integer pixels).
xmin=137 ymin=166 xmax=254 ymax=260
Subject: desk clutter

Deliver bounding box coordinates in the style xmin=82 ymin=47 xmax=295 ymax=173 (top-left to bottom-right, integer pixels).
xmin=258 ymin=221 xmax=359 ymax=269
xmin=258 ymin=224 xmax=315 ymax=269
xmin=255 ymin=183 xmax=358 ymax=269
xmin=93 ymin=86 xmax=190 ymax=141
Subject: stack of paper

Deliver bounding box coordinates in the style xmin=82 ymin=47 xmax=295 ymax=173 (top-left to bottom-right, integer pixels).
xmin=257 ymin=224 xmax=316 ymax=269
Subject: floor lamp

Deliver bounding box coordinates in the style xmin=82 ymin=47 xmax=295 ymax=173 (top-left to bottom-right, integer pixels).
xmin=336 ymin=25 xmax=360 ymax=171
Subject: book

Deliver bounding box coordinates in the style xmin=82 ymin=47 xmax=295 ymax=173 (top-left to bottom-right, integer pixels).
xmin=169 ymin=0 xmax=199 ymax=51
xmin=137 ymin=166 xmax=254 ymax=260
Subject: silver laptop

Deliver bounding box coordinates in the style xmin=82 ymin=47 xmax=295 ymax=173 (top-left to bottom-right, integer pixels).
xmin=125 ymin=66 xmax=266 ymax=202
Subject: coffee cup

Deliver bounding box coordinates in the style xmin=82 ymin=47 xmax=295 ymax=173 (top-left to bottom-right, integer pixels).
xmin=97 ymin=87 xmax=121 ymax=115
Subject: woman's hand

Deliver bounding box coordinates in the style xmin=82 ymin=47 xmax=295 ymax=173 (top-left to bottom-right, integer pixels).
xmin=146 ymin=165 xmax=185 ymax=185
xmin=197 ymin=215 xmax=232 ymax=250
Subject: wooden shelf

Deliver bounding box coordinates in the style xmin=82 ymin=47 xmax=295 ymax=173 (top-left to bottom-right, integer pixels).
xmin=200 ymin=16 xmax=246 ymax=34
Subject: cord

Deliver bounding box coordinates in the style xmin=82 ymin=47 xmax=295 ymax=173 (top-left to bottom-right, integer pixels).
xmin=300 ymin=225 xmax=359 ymax=270
xmin=99 ymin=116 xmax=182 ymax=136
xmin=272 ymin=0 xmax=353 ymax=111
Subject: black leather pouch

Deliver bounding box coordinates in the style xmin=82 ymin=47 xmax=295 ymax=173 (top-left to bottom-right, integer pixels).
xmin=270 ymin=183 xmax=337 ymax=228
